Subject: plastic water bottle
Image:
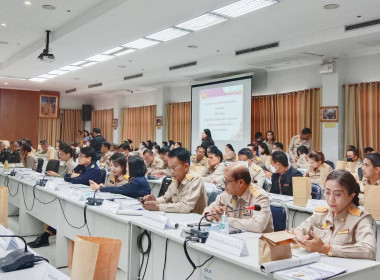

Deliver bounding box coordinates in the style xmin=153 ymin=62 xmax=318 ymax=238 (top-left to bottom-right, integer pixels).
xmin=4 ymin=160 xmax=9 ymax=171
xmin=219 ymin=212 xmax=229 ymax=235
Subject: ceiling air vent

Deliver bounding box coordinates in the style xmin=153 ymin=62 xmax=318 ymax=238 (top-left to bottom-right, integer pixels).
xmin=88 ymin=82 xmax=102 ymax=88
xmin=65 ymin=88 xmax=76 ymax=94
xmin=124 ymin=73 xmax=143 ymax=80
xmin=236 ymin=42 xmax=279 ymax=56
xmin=169 ymin=61 xmax=197 ymax=71
xmin=345 ymin=19 xmax=380 ymax=31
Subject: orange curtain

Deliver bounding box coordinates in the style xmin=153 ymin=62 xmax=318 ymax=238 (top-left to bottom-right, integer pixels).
xmin=251 ymin=88 xmax=321 ymax=152
xmin=91 ymin=109 xmax=113 ymax=142
xmin=38 ymin=118 xmax=60 ymax=145
xmin=166 ymin=102 xmax=191 ymax=150
xmin=61 ymin=109 xmax=83 ymax=144
xmin=344 ymin=82 xmax=380 ymax=157
xmin=120 ymin=105 xmax=156 ymax=146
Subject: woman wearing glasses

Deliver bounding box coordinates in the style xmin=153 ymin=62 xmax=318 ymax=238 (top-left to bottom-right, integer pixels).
xmin=290 ymin=169 xmax=376 ymax=260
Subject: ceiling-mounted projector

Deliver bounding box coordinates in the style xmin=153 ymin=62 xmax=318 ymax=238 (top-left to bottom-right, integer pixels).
xmin=38 ymin=30 xmax=55 ymax=62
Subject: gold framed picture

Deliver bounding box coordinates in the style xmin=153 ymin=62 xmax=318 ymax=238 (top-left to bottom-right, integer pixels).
xmin=320 ymin=106 xmax=338 ymax=122
xmin=39 ymin=95 xmax=58 ymax=118
xmin=155 ymin=116 xmax=163 ymax=126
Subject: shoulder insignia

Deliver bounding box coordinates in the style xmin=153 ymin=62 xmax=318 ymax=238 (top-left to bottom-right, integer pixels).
xmin=185 ymin=173 xmax=194 ymax=181
xmin=348 ymin=207 xmax=362 ymax=217
xmin=315 ymin=206 xmax=328 ymax=213
xmin=203 ymin=156 xmax=207 ymax=160
xmin=91 ymin=164 xmax=94 ymax=168
xmin=191 ymin=155 xmax=196 ymax=159
xmin=124 ymin=175 xmax=129 ymax=180
xmin=253 ymin=165 xmax=261 ymax=171
xmin=249 ymin=185 xmax=264 ymax=198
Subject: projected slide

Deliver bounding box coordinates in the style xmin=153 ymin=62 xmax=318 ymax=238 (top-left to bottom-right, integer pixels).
xmin=199 ymin=85 xmax=243 ymax=141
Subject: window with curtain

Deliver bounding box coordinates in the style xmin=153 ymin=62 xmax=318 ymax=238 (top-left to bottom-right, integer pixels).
xmin=344 ymin=82 xmax=380 ymax=157
xmin=38 ymin=118 xmax=60 ymax=146
xmin=166 ymin=102 xmax=191 ymax=150
xmin=61 ymin=109 xmax=83 ymax=144
xmin=120 ymin=105 xmax=156 ymax=146
xmin=91 ymin=109 xmax=113 ymax=142
xmin=251 ymin=88 xmax=321 ymax=153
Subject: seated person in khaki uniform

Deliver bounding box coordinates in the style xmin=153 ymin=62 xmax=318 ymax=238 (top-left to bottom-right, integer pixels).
xmin=263 ymin=130 xmax=275 ymax=154
xmin=99 ymin=142 xmax=112 ymax=168
xmin=143 ymin=149 xmax=164 ymax=174
xmin=345 ymin=146 xmax=363 ymax=174
xmin=119 ymin=142 xmax=132 ymax=160
xmin=191 ymin=146 xmax=208 ymax=167
xmin=35 ymin=139 xmax=57 ymax=160
xmin=359 ymin=152 xmax=380 ymax=206
xmin=142 ymin=147 xmax=207 ymax=214
xmin=237 ymin=148 xmax=266 ymax=188
xmin=258 ymin=143 xmax=271 ymax=168
xmin=288 ymin=127 xmax=312 ymax=164
xmin=202 ymin=146 xmax=226 ymax=184
xmin=304 ymin=151 xmax=332 ymax=188
xmin=150 ymin=146 xmax=172 ymax=176
xmin=294 ymin=145 xmax=309 ymax=169
xmin=203 ymin=163 xmax=273 ymax=233
xmin=46 ymin=142 xmax=76 ymax=177
xmin=21 ymin=144 xmax=38 ymax=171
xmin=291 ymin=170 xmax=376 ymax=260
xmin=103 ymin=153 xmax=129 ymax=186
xmin=223 ymin=144 xmax=237 ymax=162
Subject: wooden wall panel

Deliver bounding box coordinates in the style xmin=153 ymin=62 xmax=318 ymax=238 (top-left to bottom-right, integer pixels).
xmin=0 ymin=88 xmax=59 ymax=147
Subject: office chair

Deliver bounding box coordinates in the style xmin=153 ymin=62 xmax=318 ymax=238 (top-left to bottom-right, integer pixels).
xmin=270 ymin=199 xmax=288 ymax=231
xmin=36 ymin=158 xmax=44 ymax=173
xmin=158 ymin=177 xmax=172 ymax=197
xmin=46 ymin=159 xmax=60 ymax=173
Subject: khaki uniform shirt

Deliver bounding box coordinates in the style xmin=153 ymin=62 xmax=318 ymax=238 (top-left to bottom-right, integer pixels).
xmin=294 ymin=204 xmax=376 ymax=260
xmin=202 ymin=163 xmax=226 ymax=184
xmin=248 ymin=163 xmax=266 ymax=188
xmin=359 ymin=178 xmax=380 ymax=206
xmin=59 ymin=158 xmax=77 ymax=177
xmin=223 ymin=151 xmax=237 ymax=162
xmin=203 ymin=184 xmax=274 ymax=233
xmin=288 ymin=135 xmax=313 ymax=161
xmin=345 ymin=161 xmax=363 ymax=174
xmin=105 ymin=174 xmax=129 ymax=186
xmin=99 ymin=151 xmax=112 ymax=168
xmin=305 ymin=163 xmax=332 ymax=187
xmin=190 ymin=155 xmax=208 ymax=168
xmin=156 ymin=172 xmax=207 ymax=214
xmin=22 ymin=153 xmax=38 ymax=171
xmin=263 ymin=140 xmax=274 ymax=154
xmin=295 ymin=156 xmax=309 ymax=169
xmin=146 ymin=157 xmax=165 ymax=174
xmin=151 ymin=163 xmax=172 ymax=177
xmin=35 ymin=146 xmax=56 ymax=160
xmin=258 ymin=154 xmax=271 ymax=168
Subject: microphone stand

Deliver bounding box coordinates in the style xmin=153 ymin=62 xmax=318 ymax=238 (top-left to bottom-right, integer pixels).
xmin=0 ymin=234 xmax=35 ymax=272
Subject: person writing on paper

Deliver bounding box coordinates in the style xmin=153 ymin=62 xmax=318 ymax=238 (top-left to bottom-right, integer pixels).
xmin=294 ymin=145 xmax=309 ymax=169
xmin=142 ymin=148 xmax=207 ymax=214
xmin=203 ymin=162 xmax=273 ymax=233
xmin=46 ymin=143 xmax=76 ymax=177
xmin=288 ymin=127 xmax=313 ymax=164
xmin=90 ymin=155 xmax=150 ymax=198
xmin=238 ymin=148 xmax=266 ymax=188
xmin=304 ymin=151 xmax=332 ymax=188
xmin=360 ymin=152 xmax=380 ymax=206
xmin=202 ymin=146 xmax=226 ymax=184
xmin=290 ymin=170 xmax=376 ymax=260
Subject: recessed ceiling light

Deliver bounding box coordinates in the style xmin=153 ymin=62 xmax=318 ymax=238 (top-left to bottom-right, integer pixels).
xmin=81 ymin=61 xmax=98 ymax=68
xmin=1 ymin=23 xmax=6 ymax=27
xmin=71 ymin=60 xmax=87 ymax=66
xmin=29 ymin=77 xmax=47 ymax=82
xmin=24 ymin=1 xmax=32 ymax=5
xmin=4 ymin=82 xmax=8 ymax=85
xmin=85 ymin=54 xmax=113 ymax=62
xmin=38 ymin=74 xmax=57 ymax=79
xmin=48 ymin=70 xmax=68 ymax=75
xmin=323 ymin=4 xmax=340 ymax=10
xmin=114 ymin=49 xmax=136 ymax=56
xmin=60 ymin=65 xmax=81 ymax=72
xmin=0 ymin=75 xmax=28 ymax=80
xmin=212 ymin=0 xmax=278 ymax=18
xmin=122 ymin=38 xmax=160 ymax=49
xmin=102 ymin=47 xmax=124 ymax=55
xmin=176 ymin=13 xmax=227 ymax=31
xmin=146 ymin=27 xmax=190 ymax=42
xmin=42 ymin=4 xmax=56 ymax=10
xmin=188 ymin=45 xmax=198 ymax=48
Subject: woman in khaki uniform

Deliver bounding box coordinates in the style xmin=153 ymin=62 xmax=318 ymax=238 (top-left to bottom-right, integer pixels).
xmin=46 ymin=143 xmax=76 ymax=177
xmin=104 ymin=153 xmax=129 ymax=187
xmin=258 ymin=143 xmax=271 ymax=168
xmin=223 ymin=144 xmax=237 ymax=162
xmin=291 ymin=170 xmax=376 ymax=260
xmin=263 ymin=130 xmax=275 ymax=154
xmin=304 ymin=151 xmax=332 ymax=187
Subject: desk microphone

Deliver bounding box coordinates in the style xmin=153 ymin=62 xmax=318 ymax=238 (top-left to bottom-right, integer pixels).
xmin=87 ymin=189 xmax=103 ymax=206
xmin=10 ymin=167 xmax=17 ymax=176
xmin=0 ymin=235 xmax=35 ymax=272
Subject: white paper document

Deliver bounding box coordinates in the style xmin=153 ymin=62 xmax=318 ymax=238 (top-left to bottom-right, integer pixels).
xmin=274 ymin=262 xmax=346 ymax=280
xmin=261 ymin=252 xmax=320 ymax=273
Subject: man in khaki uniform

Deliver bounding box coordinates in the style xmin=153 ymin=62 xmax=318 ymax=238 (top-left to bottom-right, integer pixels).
xmin=237 ymin=148 xmax=266 ymax=188
xmin=359 ymin=152 xmax=380 ymax=205
xmin=99 ymin=142 xmax=112 ymax=168
xmin=143 ymin=147 xmax=207 ymax=214
xmin=203 ymin=163 xmax=273 ymax=233
xmin=151 ymin=146 xmax=172 ymax=177
xmin=201 ymin=146 xmax=225 ymax=184
xmin=345 ymin=146 xmax=363 ymax=174
xmin=35 ymin=139 xmax=57 ymax=160
xmin=143 ymin=149 xmax=165 ymax=174
xmin=288 ymin=127 xmax=312 ymax=163
xmin=191 ymin=146 xmax=208 ymax=168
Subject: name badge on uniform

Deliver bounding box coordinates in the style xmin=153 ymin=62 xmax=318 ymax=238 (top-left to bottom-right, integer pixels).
xmin=338 ymin=229 xmax=349 ymax=235
xmin=241 ymin=202 xmax=251 ymax=216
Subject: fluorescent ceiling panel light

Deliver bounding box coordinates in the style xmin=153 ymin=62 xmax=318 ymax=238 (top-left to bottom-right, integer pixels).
xmin=71 ymin=60 xmax=87 ymax=66
xmin=114 ymin=49 xmax=136 ymax=56
xmin=213 ymin=0 xmax=277 ymax=18
xmin=60 ymin=65 xmax=82 ymax=71
xmin=175 ymin=13 xmax=227 ymax=31
xmin=81 ymin=61 xmax=99 ymax=67
xmin=146 ymin=27 xmax=190 ymax=42
xmin=29 ymin=77 xmax=47 ymax=82
xmin=85 ymin=54 xmax=113 ymax=62
xmin=48 ymin=70 xmax=68 ymax=75
xmin=102 ymin=47 xmax=124 ymax=55
xmin=38 ymin=74 xmax=57 ymax=79
xmin=0 ymin=76 xmax=28 ymax=80
xmin=122 ymin=38 xmax=160 ymax=49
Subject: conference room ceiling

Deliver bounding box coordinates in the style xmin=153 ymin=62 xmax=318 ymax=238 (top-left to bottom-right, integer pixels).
xmin=1 ymin=0 xmax=380 ymax=95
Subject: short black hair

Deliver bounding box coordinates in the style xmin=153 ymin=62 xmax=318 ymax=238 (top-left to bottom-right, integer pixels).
xmin=159 ymin=146 xmax=170 ymax=155
xmin=231 ymin=166 xmax=251 ymax=184
xmin=272 ymin=151 xmax=289 ymax=167
xmin=347 ymin=146 xmax=359 ymax=157
xmin=366 ymin=152 xmax=380 ymax=168
xmin=102 ymin=142 xmax=111 ymax=150
xmin=254 ymin=132 xmax=263 ymax=139
xmin=175 ymin=142 xmax=182 ymax=147
xmin=71 ymin=141 xmax=79 ymax=147
xmin=128 ymin=155 xmax=147 ymax=177
xmin=162 ymin=141 xmax=168 ymax=147
xmin=168 ymin=147 xmax=190 ymax=164
xmin=196 ymin=145 xmax=206 ymax=152
xmin=301 ymin=127 xmax=312 ymax=135
xmin=247 ymin=143 xmax=258 ymax=152
xmin=238 ymin=148 xmax=254 ymax=159
xmin=16 ymin=140 xmax=23 ymax=146
xmin=140 ymin=141 xmax=147 ymax=148
xmin=92 ymin=127 xmax=101 ymax=134
xmin=364 ymin=147 xmax=375 ymax=154
xmin=154 ymin=144 xmax=161 ymax=151
xmin=259 ymin=143 xmax=270 ymax=155
xmin=59 ymin=143 xmax=74 ymax=158
xmin=208 ymin=146 xmax=223 ymax=162
xmin=23 ymin=138 xmax=32 ymax=147
xmin=80 ymin=147 xmax=96 ymax=162
xmin=21 ymin=144 xmax=32 ymax=153
xmin=273 ymin=142 xmax=283 ymax=150
xmin=119 ymin=142 xmax=131 ymax=151
xmin=297 ymin=145 xmax=309 ymax=156
xmin=127 ymin=139 xmax=133 ymax=144
xmin=109 ymin=153 xmax=127 ymax=174
xmin=143 ymin=149 xmax=154 ymax=156
xmin=40 ymin=139 xmax=48 ymax=145
xmin=226 ymin=144 xmax=234 ymax=152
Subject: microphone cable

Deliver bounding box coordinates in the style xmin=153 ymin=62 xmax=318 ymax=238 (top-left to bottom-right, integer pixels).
xmin=137 ymin=229 xmax=151 ymax=280
xmin=8 ymin=181 xmax=21 ymax=197
xmin=183 ymin=236 xmax=213 ymax=280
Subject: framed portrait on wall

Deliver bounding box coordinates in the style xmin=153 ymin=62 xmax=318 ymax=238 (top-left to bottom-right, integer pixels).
xmin=320 ymin=106 xmax=338 ymax=122
xmin=39 ymin=95 xmax=58 ymax=118
xmin=113 ymin=119 xmax=118 ymax=128
xmin=155 ymin=116 xmax=163 ymax=126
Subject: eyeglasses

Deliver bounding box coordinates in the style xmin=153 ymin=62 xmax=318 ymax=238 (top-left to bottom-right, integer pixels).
xmin=323 ymin=189 xmax=344 ymax=199
xmin=222 ymin=177 xmax=237 ymax=185
xmin=169 ymin=164 xmax=183 ymax=173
